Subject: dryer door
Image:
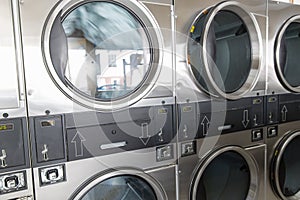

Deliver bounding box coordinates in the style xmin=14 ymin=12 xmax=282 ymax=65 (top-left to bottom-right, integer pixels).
xmin=275 ymin=16 xmax=300 ymax=93
xmin=271 ymin=131 xmax=300 ymax=200
xmin=191 ymin=146 xmax=258 ymax=200
xmin=0 ymin=0 xmax=20 ymax=109
xmin=69 ymin=170 xmax=166 ymax=200
xmin=43 ymin=0 xmax=163 ymax=110
xmin=188 ymin=1 xmax=262 ymax=100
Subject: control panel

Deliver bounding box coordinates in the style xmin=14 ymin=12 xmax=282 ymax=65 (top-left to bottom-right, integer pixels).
xmin=31 ymin=115 xmax=66 ymax=166
xmin=266 ymin=94 xmax=300 ymax=125
xmin=0 ymin=118 xmax=28 ymax=171
xmin=65 ymin=105 xmax=175 ymax=161
xmin=178 ymin=103 xmax=198 ymax=141
xmin=0 ymin=171 xmax=27 ymax=194
xmin=195 ymin=97 xmax=265 ymax=138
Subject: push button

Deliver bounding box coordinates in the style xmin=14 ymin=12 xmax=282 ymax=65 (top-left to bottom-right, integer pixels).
xmin=40 ymin=165 xmax=65 ymax=186
xmin=156 ymin=145 xmax=173 ymax=162
xmin=252 ymin=129 xmax=263 ymax=142
xmin=0 ymin=171 xmax=26 ymax=194
xmin=181 ymin=141 xmax=196 ymax=157
xmin=46 ymin=169 xmax=59 ymax=181
xmin=4 ymin=176 xmax=19 ymax=189
xmin=267 ymin=126 xmax=278 ymax=138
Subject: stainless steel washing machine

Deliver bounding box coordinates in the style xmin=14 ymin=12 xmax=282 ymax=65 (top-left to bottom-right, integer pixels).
xmin=175 ymin=0 xmax=267 ymax=104
xmin=31 ymin=104 xmax=176 ymax=200
xmin=20 ymin=0 xmax=174 ymax=115
xmin=266 ymin=120 xmax=300 ymax=200
xmin=267 ymin=0 xmax=300 ymax=96
xmin=0 ymin=0 xmax=33 ymax=199
xmin=265 ymin=93 xmax=300 ymax=200
xmin=177 ymin=98 xmax=266 ymax=200
xmin=19 ymin=0 xmax=175 ymax=199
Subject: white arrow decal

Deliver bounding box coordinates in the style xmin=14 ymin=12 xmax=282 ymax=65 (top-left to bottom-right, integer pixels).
xmin=201 ymin=116 xmax=210 ymax=136
xmin=281 ymin=105 xmax=288 ymax=122
xmin=71 ymin=131 xmax=86 ymax=157
xmin=242 ymin=110 xmax=249 ymax=128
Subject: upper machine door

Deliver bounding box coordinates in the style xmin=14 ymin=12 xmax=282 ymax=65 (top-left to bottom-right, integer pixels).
xmin=70 ymin=170 xmax=166 ymax=200
xmin=275 ymin=15 xmax=300 ymax=93
xmin=271 ymin=131 xmax=300 ymax=200
xmin=0 ymin=0 xmax=20 ymax=109
xmin=187 ymin=1 xmax=262 ymax=100
xmin=191 ymin=146 xmax=258 ymax=200
xmin=42 ymin=0 xmax=163 ymax=111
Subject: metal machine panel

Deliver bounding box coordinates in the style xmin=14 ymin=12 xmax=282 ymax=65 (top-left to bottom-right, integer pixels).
xmin=0 ymin=0 xmax=20 ymax=109
xmin=0 ymin=118 xmax=28 ymax=171
xmin=66 ymin=105 xmax=174 ymax=161
xmin=32 ymin=115 xmax=66 ymax=165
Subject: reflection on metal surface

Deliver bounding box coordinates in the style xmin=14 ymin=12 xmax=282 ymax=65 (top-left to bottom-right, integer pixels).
xmin=275 ymin=17 xmax=300 ymax=92
xmin=41 ymin=0 xmax=164 ymax=111
xmin=187 ymin=1 xmax=262 ymax=100
xmin=0 ymin=0 xmax=20 ymax=109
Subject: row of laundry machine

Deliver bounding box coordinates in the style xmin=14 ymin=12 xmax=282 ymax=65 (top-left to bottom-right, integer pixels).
xmin=0 ymin=0 xmax=300 ymax=199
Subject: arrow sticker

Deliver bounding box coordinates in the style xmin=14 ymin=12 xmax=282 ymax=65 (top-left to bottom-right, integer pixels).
xmin=281 ymin=105 xmax=288 ymax=122
xmin=201 ymin=116 xmax=210 ymax=136
xmin=139 ymin=123 xmax=150 ymax=145
xmin=242 ymin=110 xmax=249 ymax=128
xmin=71 ymin=131 xmax=86 ymax=157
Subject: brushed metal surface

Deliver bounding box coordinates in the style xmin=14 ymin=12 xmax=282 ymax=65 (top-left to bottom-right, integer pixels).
xmin=20 ymin=0 xmax=174 ymax=115
xmin=175 ymin=0 xmax=267 ymax=103
xmin=0 ymin=0 xmax=20 ymax=110
xmin=33 ymin=145 xmax=176 ymax=200
xmin=178 ymin=129 xmax=266 ymax=200
xmin=267 ymin=1 xmax=300 ymax=95
xmin=265 ymin=121 xmax=300 ymax=200
xmin=0 ymin=168 xmax=34 ymax=200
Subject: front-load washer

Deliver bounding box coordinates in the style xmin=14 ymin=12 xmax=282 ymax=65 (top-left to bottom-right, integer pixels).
xmin=0 ymin=0 xmax=33 ymax=199
xmin=30 ymin=104 xmax=176 ymax=200
xmin=177 ymin=96 xmax=266 ymax=200
xmin=267 ymin=1 xmax=300 ymax=96
xmin=19 ymin=0 xmax=175 ymax=198
xmin=266 ymin=121 xmax=300 ymax=200
xmin=175 ymin=0 xmax=267 ymax=104
xmin=265 ymin=93 xmax=300 ymax=200
xmin=20 ymin=0 xmax=174 ymax=115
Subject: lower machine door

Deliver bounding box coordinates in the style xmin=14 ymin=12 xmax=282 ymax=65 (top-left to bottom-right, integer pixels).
xmin=70 ymin=169 xmax=166 ymax=200
xmin=191 ymin=146 xmax=259 ymax=200
xmin=271 ymin=131 xmax=300 ymax=200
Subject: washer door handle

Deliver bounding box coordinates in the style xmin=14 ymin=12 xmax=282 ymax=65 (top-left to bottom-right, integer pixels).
xmin=100 ymin=141 xmax=127 ymax=150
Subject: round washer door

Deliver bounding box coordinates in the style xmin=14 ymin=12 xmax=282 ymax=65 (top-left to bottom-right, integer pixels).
xmin=188 ymin=1 xmax=262 ymax=100
xmin=275 ymin=16 xmax=300 ymax=93
xmin=191 ymin=146 xmax=258 ymax=200
xmin=271 ymin=131 xmax=300 ymax=199
xmin=70 ymin=170 xmax=166 ymax=200
xmin=42 ymin=0 xmax=163 ymax=111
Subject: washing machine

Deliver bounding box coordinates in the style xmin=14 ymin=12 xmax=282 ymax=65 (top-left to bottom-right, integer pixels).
xmin=0 ymin=0 xmax=33 ymax=199
xmin=267 ymin=0 xmax=300 ymax=96
xmin=177 ymin=98 xmax=266 ymax=200
xmin=265 ymin=91 xmax=300 ymax=200
xmin=19 ymin=0 xmax=175 ymax=199
xmin=20 ymin=0 xmax=174 ymax=115
xmin=175 ymin=0 xmax=267 ymax=104
xmin=265 ymin=117 xmax=300 ymax=200
xmin=30 ymin=104 xmax=176 ymax=200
